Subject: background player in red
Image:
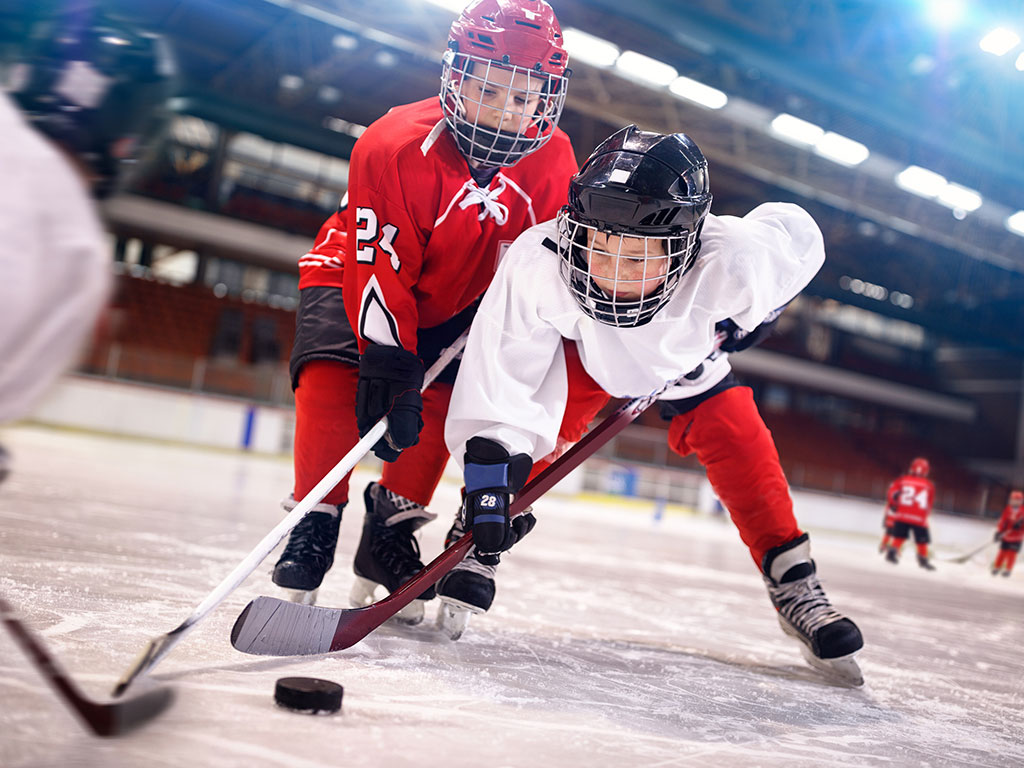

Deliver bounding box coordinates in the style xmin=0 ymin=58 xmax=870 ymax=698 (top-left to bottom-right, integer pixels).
xmin=271 ymin=0 xmax=578 ymax=620
xmin=992 ymin=489 xmax=1023 ymax=577
xmin=883 ymin=457 xmax=936 ymax=570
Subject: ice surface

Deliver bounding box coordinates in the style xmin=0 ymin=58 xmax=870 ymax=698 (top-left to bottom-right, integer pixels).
xmin=1 ymin=425 xmax=1022 ymax=768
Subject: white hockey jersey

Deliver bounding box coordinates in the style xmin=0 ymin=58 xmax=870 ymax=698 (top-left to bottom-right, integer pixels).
xmin=0 ymin=93 xmax=110 ymax=423
xmin=444 ymin=203 xmax=825 ymax=464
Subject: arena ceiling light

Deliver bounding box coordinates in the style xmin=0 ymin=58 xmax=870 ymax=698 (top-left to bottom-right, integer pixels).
xmin=935 ymin=182 xmax=982 ymax=213
xmin=422 ymin=0 xmax=468 ymax=13
xmin=614 ymin=50 xmax=678 ymax=87
xmin=769 ymin=113 xmax=824 ymax=146
xmin=813 ymin=131 xmax=870 ymax=167
xmin=563 ymin=28 xmax=620 ymax=68
xmin=979 ymin=27 xmax=1020 ymax=56
xmin=1007 ymin=211 xmax=1024 ymax=237
xmin=923 ymin=0 xmax=964 ymax=28
xmin=669 ymin=76 xmax=728 ymax=109
xmin=1016 ymin=52 xmax=1024 ymax=70
xmin=895 ymin=165 xmax=947 ymax=197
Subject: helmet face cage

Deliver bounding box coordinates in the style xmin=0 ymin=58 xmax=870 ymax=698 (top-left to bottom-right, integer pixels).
xmin=556 ymin=209 xmax=700 ymax=328
xmin=441 ymin=50 xmax=567 ymax=167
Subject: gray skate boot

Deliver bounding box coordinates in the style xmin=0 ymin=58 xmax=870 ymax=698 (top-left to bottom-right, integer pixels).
xmin=350 ymin=482 xmax=437 ymax=625
xmin=763 ymin=533 xmax=864 ymax=686
xmin=435 ymin=505 xmax=503 ymax=641
xmin=272 ymin=496 xmax=343 ymax=605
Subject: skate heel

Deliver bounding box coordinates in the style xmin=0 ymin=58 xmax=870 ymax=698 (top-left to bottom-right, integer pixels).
xmin=349 ymin=575 xmax=425 ymax=625
xmin=279 ymin=586 xmax=319 ymax=606
xmin=437 ymin=597 xmax=484 ymax=641
xmin=778 ymin=615 xmax=864 ymax=687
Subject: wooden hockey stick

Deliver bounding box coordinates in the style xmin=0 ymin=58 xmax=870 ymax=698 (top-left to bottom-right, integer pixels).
xmin=939 ymin=537 xmax=997 ymax=564
xmin=112 ymin=332 xmax=469 ymax=696
xmin=1 ymin=596 xmax=174 ymax=737
xmin=229 ymin=389 xmax=663 ymax=656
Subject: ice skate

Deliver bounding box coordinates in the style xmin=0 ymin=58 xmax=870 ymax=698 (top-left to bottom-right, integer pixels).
xmin=435 ymin=508 xmax=503 ymax=640
xmin=763 ymin=533 xmax=864 ymax=687
xmin=917 ymin=554 xmax=936 ymax=571
xmin=350 ymin=482 xmax=436 ymax=626
xmin=885 ymin=547 xmax=899 ymax=565
xmin=272 ymin=498 xmax=343 ymax=605
xmin=0 ymin=443 xmax=10 ymax=485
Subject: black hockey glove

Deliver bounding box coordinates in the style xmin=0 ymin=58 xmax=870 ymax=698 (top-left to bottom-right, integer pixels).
xmin=463 ymin=437 xmax=535 ymax=565
xmin=994 ymin=531 xmax=1004 ymax=542
xmin=714 ymin=305 xmax=785 ymax=354
xmin=356 ymin=344 xmax=424 ymax=462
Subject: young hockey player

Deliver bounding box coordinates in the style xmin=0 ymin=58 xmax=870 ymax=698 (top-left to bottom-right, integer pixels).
xmin=992 ymin=489 xmax=1023 ymax=577
xmin=272 ymin=0 xmax=579 ymax=621
xmin=443 ymin=125 xmax=865 ymax=685
xmin=883 ymin=457 xmax=936 ymax=570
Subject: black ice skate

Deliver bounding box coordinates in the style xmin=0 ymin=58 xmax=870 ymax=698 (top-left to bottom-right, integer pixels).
xmin=763 ymin=533 xmax=864 ymax=686
xmin=917 ymin=554 xmax=936 ymax=571
xmin=350 ymin=482 xmax=436 ymax=626
xmin=885 ymin=547 xmax=899 ymax=564
xmin=0 ymin=443 xmax=10 ymax=484
xmin=436 ymin=510 xmax=498 ymax=641
xmin=272 ymin=498 xmax=343 ymax=606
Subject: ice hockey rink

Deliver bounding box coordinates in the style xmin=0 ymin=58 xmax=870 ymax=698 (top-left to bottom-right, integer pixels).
xmin=1 ymin=424 xmax=1022 ymax=768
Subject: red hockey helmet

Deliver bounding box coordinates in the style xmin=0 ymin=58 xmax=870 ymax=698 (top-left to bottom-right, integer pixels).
xmin=1010 ymin=490 xmax=1023 ymax=507
xmin=909 ymin=457 xmax=930 ymax=477
xmin=441 ymin=0 xmax=570 ymax=167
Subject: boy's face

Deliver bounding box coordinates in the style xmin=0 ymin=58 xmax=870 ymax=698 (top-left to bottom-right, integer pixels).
xmin=460 ymin=64 xmax=543 ymax=134
xmin=586 ymin=231 xmax=669 ymax=300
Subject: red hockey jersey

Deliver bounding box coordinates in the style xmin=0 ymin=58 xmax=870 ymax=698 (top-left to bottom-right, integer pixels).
xmin=996 ymin=503 xmax=1024 ymax=544
xmin=886 ymin=474 xmax=935 ymax=526
xmin=298 ymin=97 xmax=578 ymax=353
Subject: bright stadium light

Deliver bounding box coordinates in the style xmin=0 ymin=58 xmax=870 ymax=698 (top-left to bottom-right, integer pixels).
xmin=936 ymin=182 xmax=982 ymax=212
xmin=923 ymin=0 xmax=964 ymax=28
xmin=1016 ymin=51 xmax=1024 ymax=70
xmin=1007 ymin=211 xmax=1024 ymax=237
xmin=563 ymin=28 xmax=620 ymax=68
xmin=669 ymin=76 xmax=728 ymax=109
xmin=422 ymin=0 xmax=468 ymax=13
xmin=814 ymin=131 xmax=870 ymax=167
xmin=979 ymin=27 xmax=1020 ymax=56
xmin=770 ymin=113 xmax=824 ymax=146
xmin=615 ymin=50 xmax=678 ymax=87
xmin=895 ymin=165 xmax=947 ymax=197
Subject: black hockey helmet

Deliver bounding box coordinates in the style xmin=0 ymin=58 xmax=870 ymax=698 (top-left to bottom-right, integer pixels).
xmin=557 ymin=125 xmax=712 ymax=327
xmin=8 ymin=2 xmax=177 ymax=197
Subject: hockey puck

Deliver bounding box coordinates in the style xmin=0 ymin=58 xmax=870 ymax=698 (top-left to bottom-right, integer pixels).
xmin=274 ymin=677 xmax=343 ymax=715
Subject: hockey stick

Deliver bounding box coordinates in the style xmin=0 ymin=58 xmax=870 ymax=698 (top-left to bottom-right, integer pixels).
xmin=230 ymin=388 xmax=664 ymax=656
xmin=1 ymin=595 xmax=174 ymax=737
xmin=940 ymin=537 xmax=997 ymax=564
xmin=112 ymin=332 xmax=469 ymax=696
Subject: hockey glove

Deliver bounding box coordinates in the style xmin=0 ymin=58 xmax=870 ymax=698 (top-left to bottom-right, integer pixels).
xmin=714 ymin=305 xmax=785 ymax=354
xmin=994 ymin=531 xmax=1004 ymax=542
xmin=356 ymin=344 xmax=424 ymax=462
xmin=463 ymin=437 xmax=535 ymax=565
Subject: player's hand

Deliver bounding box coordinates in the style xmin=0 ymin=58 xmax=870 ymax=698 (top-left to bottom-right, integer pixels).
xmin=994 ymin=531 xmax=1003 ymax=542
xmin=356 ymin=344 xmax=424 ymax=462
xmin=463 ymin=437 xmax=534 ymax=565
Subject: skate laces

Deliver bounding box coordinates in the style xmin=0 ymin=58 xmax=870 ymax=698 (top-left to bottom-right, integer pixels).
xmin=384 ymin=487 xmax=425 ymax=515
xmin=370 ymin=519 xmax=424 ymax=577
xmin=770 ymin=574 xmax=843 ymax=635
xmin=280 ymin=512 xmax=338 ymax=566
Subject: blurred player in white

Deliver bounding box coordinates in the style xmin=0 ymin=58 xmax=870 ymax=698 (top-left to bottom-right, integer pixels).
xmin=271 ymin=0 xmax=579 ymax=621
xmin=1 ymin=8 xmax=171 ymax=481
xmin=883 ymin=457 xmax=936 ymax=570
xmin=444 ymin=125 xmax=865 ymax=684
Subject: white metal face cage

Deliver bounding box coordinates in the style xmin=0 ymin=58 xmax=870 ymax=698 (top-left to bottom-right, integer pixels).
xmin=556 ymin=210 xmax=700 ymax=328
xmin=440 ymin=50 xmax=567 ymax=168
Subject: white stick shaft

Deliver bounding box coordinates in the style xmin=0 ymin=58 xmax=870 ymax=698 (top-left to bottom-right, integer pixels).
xmin=139 ymin=332 xmax=468 ymax=649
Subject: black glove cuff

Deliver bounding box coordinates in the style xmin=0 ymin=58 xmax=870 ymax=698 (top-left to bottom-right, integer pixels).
xmin=359 ymin=344 xmax=424 ymax=387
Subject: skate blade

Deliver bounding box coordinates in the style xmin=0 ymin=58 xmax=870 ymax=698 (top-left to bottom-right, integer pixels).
xmin=798 ymin=644 xmax=864 ymax=687
xmin=436 ymin=598 xmax=483 ymax=641
xmin=349 ymin=576 xmax=424 ymax=626
xmin=778 ymin=616 xmax=864 ymax=687
xmin=278 ymin=586 xmax=318 ymax=606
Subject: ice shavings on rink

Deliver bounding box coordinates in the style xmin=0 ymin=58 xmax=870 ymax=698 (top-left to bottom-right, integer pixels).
xmin=1 ymin=425 xmax=1022 ymax=768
